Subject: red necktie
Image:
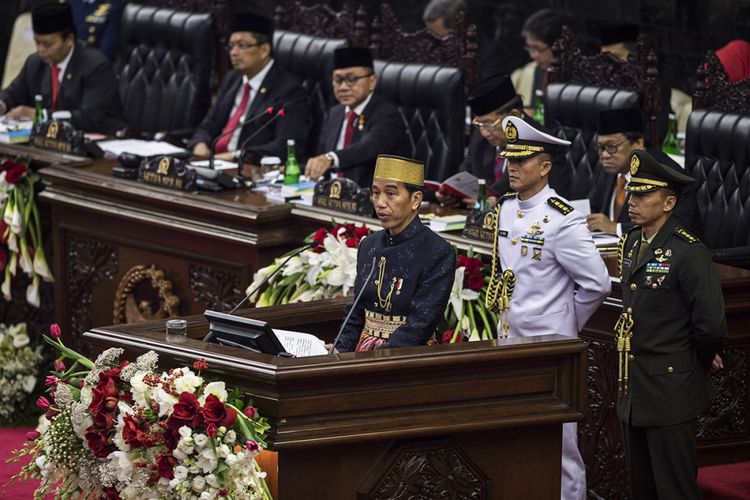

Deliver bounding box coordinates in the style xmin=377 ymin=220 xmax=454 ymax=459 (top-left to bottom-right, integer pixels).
xmin=215 ymin=82 xmax=251 ymax=154
xmin=613 ymin=176 xmax=628 ymax=220
xmin=343 ymin=110 xmax=357 ymax=148
xmin=50 ymin=65 xmax=60 ymax=110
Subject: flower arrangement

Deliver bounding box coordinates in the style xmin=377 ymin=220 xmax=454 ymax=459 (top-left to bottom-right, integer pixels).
xmin=247 ymin=223 xmax=370 ymax=307
xmin=441 ymin=250 xmax=499 ymax=343
xmin=8 ymin=324 xmax=272 ymax=499
xmin=0 ymin=322 xmax=42 ymax=424
xmin=0 ymin=155 xmax=53 ymax=308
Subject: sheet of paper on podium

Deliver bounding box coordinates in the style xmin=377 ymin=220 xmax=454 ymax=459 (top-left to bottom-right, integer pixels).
xmin=97 ymin=139 xmax=187 ymax=159
xmin=274 ymin=329 xmax=328 ymax=357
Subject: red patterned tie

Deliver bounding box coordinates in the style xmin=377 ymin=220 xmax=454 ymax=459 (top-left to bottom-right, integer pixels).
xmin=343 ymin=110 xmax=357 ymax=148
xmin=494 ymin=156 xmax=506 ymax=183
xmin=50 ymin=65 xmax=60 ymax=110
xmin=215 ymin=82 xmax=251 ymax=154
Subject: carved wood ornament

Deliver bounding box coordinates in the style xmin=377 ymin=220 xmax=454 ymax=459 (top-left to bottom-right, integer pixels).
xmin=548 ymin=26 xmax=662 ymax=147
xmin=693 ymin=50 xmax=750 ymax=113
xmin=113 ymin=265 xmax=180 ymax=324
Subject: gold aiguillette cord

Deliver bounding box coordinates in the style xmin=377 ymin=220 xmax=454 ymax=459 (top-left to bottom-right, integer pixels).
xmin=614 ymin=311 xmax=634 ymax=394
xmin=485 ymin=204 xmax=515 ymax=338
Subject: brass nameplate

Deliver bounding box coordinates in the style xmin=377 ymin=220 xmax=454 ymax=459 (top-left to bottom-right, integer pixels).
xmin=462 ymin=208 xmax=496 ymax=243
xmin=30 ymin=119 xmax=85 ymax=155
xmin=139 ymin=155 xmax=196 ymax=191
xmin=313 ymin=178 xmax=374 ymax=217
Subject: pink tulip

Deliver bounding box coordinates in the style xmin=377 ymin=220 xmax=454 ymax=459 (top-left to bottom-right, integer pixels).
xmin=44 ymin=375 xmax=58 ymax=387
xmin=243 ymin=406 xmax=256 ymax=419
xmin=245 ymin=440 xmax=259 ymax=452
xmin=54 ymin=359 xmax=66 ymax=372
xmin=25 ymin=431 xmax=40 ymax=441
xmin=36 ymin=396 xmax=51 ymax=411
xmin=49 ymin=323 xmax=61 ymax=338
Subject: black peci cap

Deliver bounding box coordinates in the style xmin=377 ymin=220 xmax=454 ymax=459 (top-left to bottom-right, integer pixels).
xmin=600 ymin=24 xmax=640 ymax=46
xmin=232 ymin=13 xmax=274 ymax=40
xmin=597 ymin=108 xmax=645 ymax=136
xmin=32 ymin=3 xmax=75 ymax=35
xmin=333 ymin=47 xmax=374 ymax=70
xmin=467 ymin=74 xmax=519 ymax=116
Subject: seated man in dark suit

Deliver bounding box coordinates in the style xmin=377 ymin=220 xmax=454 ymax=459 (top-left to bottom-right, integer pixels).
xmin=304 ymin=47 xmax=408 ymax=187
xmin=0 ymin=3 xmax=124 ymax=134
xmin=189 ymin=13 xmax=311 ymax=164
xmin=587 ymin=108 xmax=700 ymax=236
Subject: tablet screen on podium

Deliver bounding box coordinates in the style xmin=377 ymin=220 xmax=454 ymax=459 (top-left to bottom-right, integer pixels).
xmin=203 ymin=310 xmax=290 ymax=356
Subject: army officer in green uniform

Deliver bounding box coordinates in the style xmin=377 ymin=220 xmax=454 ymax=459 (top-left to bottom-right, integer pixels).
xmin=616 ymin=150 xmax=726 ymax=499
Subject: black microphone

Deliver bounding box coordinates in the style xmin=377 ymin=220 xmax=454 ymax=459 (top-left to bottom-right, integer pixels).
xmin=328 ymin=256 xmax=377 ymax=354
xmin=236 ymin=106 xmax=286 ymax=169
xmin=227 ymin=242 xmax=315 ymax=315
xmin=208 ymin=106 xmax=275 ymax=170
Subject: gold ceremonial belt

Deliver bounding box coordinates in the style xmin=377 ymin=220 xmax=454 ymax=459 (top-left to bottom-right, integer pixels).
xmin=363 ymin=310 xmax=407 ymax=339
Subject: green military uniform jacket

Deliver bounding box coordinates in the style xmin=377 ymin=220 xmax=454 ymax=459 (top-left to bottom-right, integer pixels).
xmin=617 ymin=214 xmax=726 ymax=426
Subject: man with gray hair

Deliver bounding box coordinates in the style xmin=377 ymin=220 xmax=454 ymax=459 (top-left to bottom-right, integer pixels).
xmin=422 ymin=0 xmax=466 ymax=38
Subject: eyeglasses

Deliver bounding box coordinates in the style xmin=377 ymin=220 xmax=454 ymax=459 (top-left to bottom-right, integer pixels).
xmin=524 ymin=44 xmax=550 ymax=55
xmin=332 ymin=73 xmax=373 ymax=87
xmin=596 ymin=140 xmax=628 ymax=154
xmin=225 ymin=42 xmax=262 ymax=52
xmin=471 ymin=117 xmax=503 ymax=130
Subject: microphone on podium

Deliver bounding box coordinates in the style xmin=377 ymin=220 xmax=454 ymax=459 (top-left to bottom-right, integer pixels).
xmin=328 ymin=256 xmax=378 ymax=354
xmin=227 ymin=242 xmax=315 ymax=315
xmin=208 ymin=106 xmax=276 ymax=170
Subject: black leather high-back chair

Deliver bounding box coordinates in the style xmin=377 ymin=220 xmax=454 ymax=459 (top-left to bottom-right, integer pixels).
xmin=272 ymin=30 xmax=348 ymax=155
xmin=684 ymin=109 xmax=750 ymax=260
xmin=373 ymin=60 xmax=465 ymax=182
xmin=545 ymin=83 xmax=640 ymax=200
xmin=118 ymin=4 xmax=214 ymax=135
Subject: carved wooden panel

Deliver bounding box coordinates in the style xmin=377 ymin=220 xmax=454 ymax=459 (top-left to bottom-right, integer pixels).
xmin=273 ymin=0 xmax=368 ymax=47
xmin=357 ymin=439 xmax=488 ymax=500
xmin=371 ymin=4 xmax=479 ymax=86
xmin=189 ymin=264 xmax=242 ymax=312
xmin=67 ymin=237 xmax=118 ymax=340
xmin=693 ymin=51 xmax=750 ymax=113
xmin=113 ymin=265 xmax=181 ymax=324
xmin=548 ymin=26 xmax=661 ymax=147
xmin=579 ymin=338 xmax=629 ymax=500
xmin=698 ymin=347 xmax=747 ymax=439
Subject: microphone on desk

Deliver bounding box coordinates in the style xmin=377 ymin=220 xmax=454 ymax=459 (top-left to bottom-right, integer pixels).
xmin=227 ymin=242 xmax=315 ymax=315
xmin=235 ymin=106 xmax=286 ymax=174
xmin=328 ymin=256 xmax=377 ymax=355
xmin=208 ymin=106 xmax=276 ymax=170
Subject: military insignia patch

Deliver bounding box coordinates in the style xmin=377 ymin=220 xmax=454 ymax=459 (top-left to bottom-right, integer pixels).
xmin=521 ymin=245 xmax=528 ymax=256
xmin=543 ymin=215 xmax=550 ymax=223
xmin=645 ymin=275 xmax=653 ymax=286
xmin=532 ymin=248 xmax=542 ymax=260
xmin=630 ymin=154 xmax=640 ymax=175
xmin=547 ymin=197 xmax=573 ymax=215
xmin=499 ymin=230 xmax=508 ymax=237
xmin=520 ymin=235 xmax=545 ymax=246
xmin=505 ymin=121 xmax=518 ymax=143
xmin=646 ymin=262 xmax=670 ymax=274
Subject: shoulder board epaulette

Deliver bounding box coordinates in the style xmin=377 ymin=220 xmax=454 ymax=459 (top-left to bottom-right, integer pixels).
xmin=674 ymin=227 xmax=699 ymax=244
xmin=547 ymin=197 xmax=573 ymax=215
xmin=497 ymin=191 xmax=517 ymax=204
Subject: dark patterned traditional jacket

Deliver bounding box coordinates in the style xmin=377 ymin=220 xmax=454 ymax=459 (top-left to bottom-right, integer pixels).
xmin=617 ymin=214 xmax=726 ymax=426
xmin=335 ymin=216 xmax=455 ymax=351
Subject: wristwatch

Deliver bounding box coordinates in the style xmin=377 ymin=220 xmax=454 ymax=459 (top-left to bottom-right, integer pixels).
xmin=324 ymin=152 xmax=335 ymax=165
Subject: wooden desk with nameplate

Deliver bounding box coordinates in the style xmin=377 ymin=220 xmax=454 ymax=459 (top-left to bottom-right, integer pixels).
xmin=82 ymin=301 xmax=588 ymax=500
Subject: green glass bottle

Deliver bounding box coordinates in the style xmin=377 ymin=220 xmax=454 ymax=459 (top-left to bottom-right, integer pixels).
xmin=532 ymin=89 xmax=545 ymax=125
xmin=662 ymin=113 xmax=681 ymax=155
xmin=283 ymin=139 xmax=301 ymax=185
xmin=33 ymin=94 xmax=45 ymax=127
xmin=476 ymin=178 xmax=487 ymax=211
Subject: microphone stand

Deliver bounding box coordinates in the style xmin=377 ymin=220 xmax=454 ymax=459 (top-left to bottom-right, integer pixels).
xmin=208 ymin=106 xmax=275 ymax=170
xmin=236 ymin=107 xmax=285 ymax=180
xmin=328 ymin=256 xmax=377 ymax=354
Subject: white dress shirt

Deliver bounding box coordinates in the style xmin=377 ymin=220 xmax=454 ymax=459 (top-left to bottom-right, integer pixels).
xmin=329 ymin=91 xmax=374 ymax=167
xmin=226 ymin=59 xmax=275 ymax=152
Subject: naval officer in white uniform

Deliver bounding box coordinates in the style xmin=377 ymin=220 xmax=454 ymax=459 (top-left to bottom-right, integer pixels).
xmin=486 ymin=116 xmax=611 ymax=500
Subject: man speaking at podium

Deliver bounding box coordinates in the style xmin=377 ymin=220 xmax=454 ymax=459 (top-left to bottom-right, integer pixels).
xmin=0 ymin=3 xmax=124 ymax=134
xmin=188 ymin=13 xmax=311 ymax=163
xmin=333 ymin=155 xmax=455 ymax=352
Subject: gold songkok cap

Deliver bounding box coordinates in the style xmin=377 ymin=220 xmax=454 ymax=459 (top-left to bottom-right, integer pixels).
xmin=373 ymin=155 xmax=424 ymax=186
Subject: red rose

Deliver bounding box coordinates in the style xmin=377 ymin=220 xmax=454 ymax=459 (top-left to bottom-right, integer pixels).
xmin=465 ymin=257 xmax=483 ymax=274
xmin=243 ymin=406 xmax=256 ymax=419
xmin=156 ymin=453 xmax=178 ymax=479
xmin=89 ymin=376 xmax=121 ymax=429
xmin=467 ymin=273 xmax=485 ymax=291
xmin=206 ymin=423 xmax=218 ymax=438
xmin=456 ymin=255 xmax=468 ymax=269
xmin=441 ymin=330 xmax=455 ymax=344
xmin=345 ymin=237 xmax=358 ymax=248
xmin=202 ymin=394 xmax=237 ymax=428
xmin=85 ymin=428 xmax=115 ymax=458
xmin=4 ymin=163 xmax=27 ymax=184
xmin=354 ymin=226 xmax=369 ymax=239
xmin=311 ymin=228 xmax=328 ymax=244
xmin=103 ymin=487 xmax=121 ymax=500
xmin=167 ymin=391 xmax=202 ymax=429
xmin=122 ymin=414 xmax=150 ymax=448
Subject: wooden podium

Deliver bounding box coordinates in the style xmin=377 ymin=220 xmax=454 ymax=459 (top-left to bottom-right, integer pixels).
xmin=83 ymin=300 xmax=587 ymax=499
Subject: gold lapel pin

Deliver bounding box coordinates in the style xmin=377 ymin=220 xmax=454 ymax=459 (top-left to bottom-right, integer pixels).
xmin=259 ymin=87 xmax=267 ymax=94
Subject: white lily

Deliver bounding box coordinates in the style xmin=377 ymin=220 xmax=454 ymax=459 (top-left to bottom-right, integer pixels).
xmin=2 ymin=197 xmax=14 ymax=226
xmin=10 ymin=202 xmax=21 ymax=235
xmin=33 ymin=247 xmax=54 ymax=282
xmin=448 ymin=267 xmax=480 ymax=321
xmin=1 ymin=269 xmax=11 ymax=300
xmin=246 ymin=263 xmax=279 ymax=301
xmin=7 ymin=232 xmax=17 ymax=252
xmin=19 ymin=240 xmax=32 ymax=275
xmin=8 ymin=252 xmax=17 ymax=276
xmin=26 ymin=274 xmax=40 ymax=308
